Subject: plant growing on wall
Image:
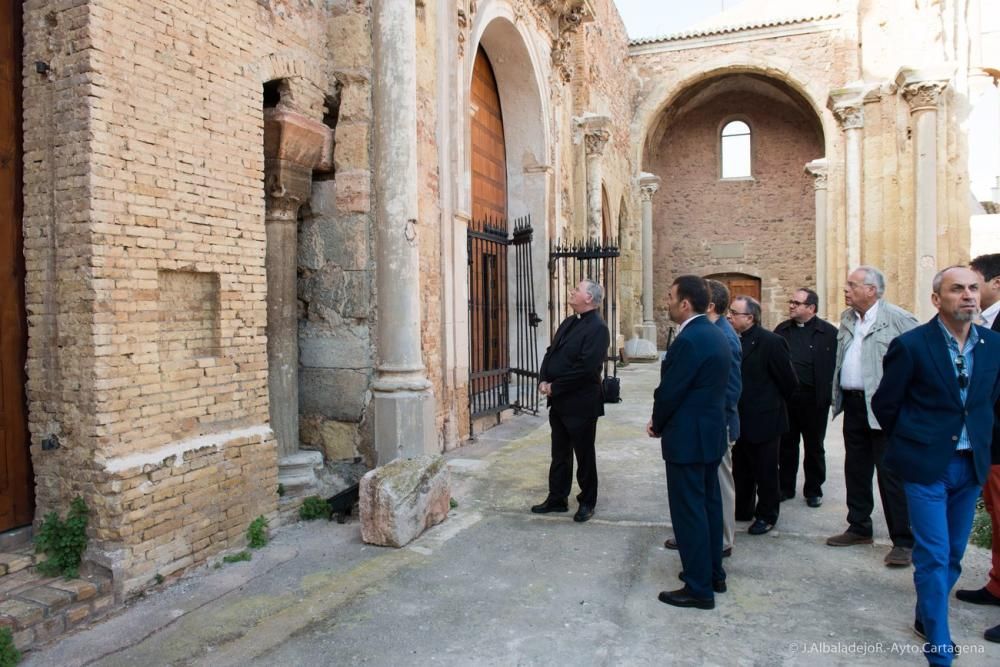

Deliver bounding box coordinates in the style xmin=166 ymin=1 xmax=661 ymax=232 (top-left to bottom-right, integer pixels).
xmin=0 ymin=626 xmax=21 ymax=667
xmin=247 ymin=515 xmax=269 ymax=549
xmin=35 ymin=496 xmax=90 ymax=579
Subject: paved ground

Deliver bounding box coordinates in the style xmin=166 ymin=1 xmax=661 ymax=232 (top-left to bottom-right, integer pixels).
xmin=24 ymin=361 xmax=1000 ymax=666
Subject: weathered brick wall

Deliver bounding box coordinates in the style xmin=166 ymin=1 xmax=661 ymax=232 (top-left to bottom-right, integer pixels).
xmin=23 ymin=0 xmax=333 ymax=596
xmin=647 ymin=90 xmax=824 ymax=336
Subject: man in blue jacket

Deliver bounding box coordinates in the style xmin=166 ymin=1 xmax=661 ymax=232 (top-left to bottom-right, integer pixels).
xmin=647 ymin=275 xmax=731 ymax=610
xmin=872 ymin=266 xmax=1000 ymax=666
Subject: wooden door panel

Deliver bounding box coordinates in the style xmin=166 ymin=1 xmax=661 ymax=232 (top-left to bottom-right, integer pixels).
xmin=1 ymin=0 xmax=33 ymax=532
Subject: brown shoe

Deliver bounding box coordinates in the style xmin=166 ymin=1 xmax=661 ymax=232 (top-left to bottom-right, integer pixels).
xmin=664 ymin=537 xmax=679 ymax=550
xmin=884 ymin=545 xmax=913 ymax=567
xmin=826 ymin=531 xmax=874 ymax=547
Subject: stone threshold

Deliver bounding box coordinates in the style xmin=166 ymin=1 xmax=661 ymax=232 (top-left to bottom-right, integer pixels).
xmin=0 ymin=543 xmax=114 ymax=653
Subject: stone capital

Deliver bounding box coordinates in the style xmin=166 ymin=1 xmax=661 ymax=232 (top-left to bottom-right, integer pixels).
xmin=575 ymin=113 xmax=611 ymax=153
xmin=638 ymin=172 xmax=661 ymax=201
xmin=264 ymin=159 xmax=313 ymax=216
xmin=264 ymin=108 xmax=334 ymax=171
xmin=896 ymin=66 xmax=953 ymax=113
xmin=828 ymin=86 xmax=866 ymax=130
xmin=584 ymin=129 xmax=610 ymax=156
xmin=804 ymin=159 xmax=829 ymax=190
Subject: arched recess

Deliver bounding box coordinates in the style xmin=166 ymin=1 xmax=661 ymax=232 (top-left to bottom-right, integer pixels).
xmin=469 ymin=7 xmax=553 ymax=367
xmin=642 ymin=71 xmax=825 ymax=339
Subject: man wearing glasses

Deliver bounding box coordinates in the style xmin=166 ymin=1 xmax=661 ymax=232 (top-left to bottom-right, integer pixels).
xmin=828 ymin=266 xmax=918 ymax=568
xmin=774 ymin=289 xmax=838 ymax=508
xmin=872 ymin=266 xmax=1000 ymax=666
xmin=727 ymin=296 xmax=797 ymax=536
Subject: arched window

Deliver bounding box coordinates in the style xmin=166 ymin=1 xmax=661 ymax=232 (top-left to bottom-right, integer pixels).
xmin=721 ymin=120 xmax=752 ymax=179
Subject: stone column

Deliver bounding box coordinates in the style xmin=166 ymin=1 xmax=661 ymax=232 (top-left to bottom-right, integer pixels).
xmin=372 ymin=0 xmax=436 ymax=464
xmin=263 ymin=109 xmax=333 ymax=488
xmin=829 ymin=87 xmax=865 ymax=271
xmin=897 ymin=67 xmax=952 ymax=320
xmin=639 ymin=173 xmax=660 ymax=342
xmin=576 ymin=114 xmax=611 ymax=240
xmin=805 ymin=159 xmax=829 ymax=316
xmin=625 ymin=172 xmax=660 ymax=362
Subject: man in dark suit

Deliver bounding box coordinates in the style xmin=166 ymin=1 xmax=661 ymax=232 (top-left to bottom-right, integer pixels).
xmin=531 ymin=279 xmax=610 ymax=523
xmin=774 ymin=288 xmax=838 ymax=507
xmin=647 ymin=275 xmax=731 ymax=610
xmin=955 ymin=253 xmax=1000 ymax=644
xmin=872 ymin=266 xmax=1000 ymax=666
xmin=728 ymin=296 xmax=798 ymax=535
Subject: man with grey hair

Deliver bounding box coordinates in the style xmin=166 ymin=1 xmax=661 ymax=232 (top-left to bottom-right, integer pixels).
xmin=532 ymin=278 xmax=610 ymax=523
xmin=828 ymin=266 xmax=919 ymax=568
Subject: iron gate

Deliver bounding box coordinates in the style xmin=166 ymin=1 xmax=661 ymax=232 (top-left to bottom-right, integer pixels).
xmin=549 ymin=238 xmax=620 ymax=379
xmin=467 ymin=216 xmax=541 ymax=430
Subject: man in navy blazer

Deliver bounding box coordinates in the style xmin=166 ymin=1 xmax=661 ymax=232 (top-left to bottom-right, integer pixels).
xmin=872 ymin=266 xmax=1000 ymax=666
xmin=647 ymin=275 xmax=731 ymax=610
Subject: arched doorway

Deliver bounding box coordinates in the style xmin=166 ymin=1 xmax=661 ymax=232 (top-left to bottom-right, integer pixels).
xmin=0 ymin=0 xmax=33 ymax=533
xmin=469 ymin=47 xmax=508 ymax=402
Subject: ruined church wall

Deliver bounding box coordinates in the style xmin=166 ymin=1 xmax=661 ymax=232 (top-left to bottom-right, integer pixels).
xmin=23 ymin=0 xmax=333 ymax=597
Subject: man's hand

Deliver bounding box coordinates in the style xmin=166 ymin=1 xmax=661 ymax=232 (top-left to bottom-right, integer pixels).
xmin=646 ymin=419 xmax=660 ymax=438
xmin=539 ymin=381 xmax=552 ymax=397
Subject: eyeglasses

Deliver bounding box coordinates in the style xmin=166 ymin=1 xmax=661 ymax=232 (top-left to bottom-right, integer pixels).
xmin=955 ymin=355 xmax=968 ymax=389
xmin=788 ymin=300 xmax=808 ymax=307
xmin=728 ymin=309 xmax=750 ymax=317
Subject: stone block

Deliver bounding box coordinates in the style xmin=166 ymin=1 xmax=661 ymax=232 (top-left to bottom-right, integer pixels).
xmin=359 ymin=455 xmax=451 ymax=548
xmin=328 ymin=13 xmax=371 ymax=71
xmin=336 ymin=271 xmax=371 ymax=319
xmin=299 ymin=368 xmax=369 ymax=421
xmin=300 ymin=418 xmax=358 ymax=460
xmin=48 ymin=577 xmax=98 ymax=602
xmin=338 ymin=81 xmax=371 ymax=123
xmin=319 ymin=214 xmax=369 ymax=270
xmin=0 ymin=598 xmax=44 ymax=629
xmin=299 ymin=329 xmax=371 ymax=369
xmin=335 ymin=170 xmax=370 ymax=213
xmin=18 ymin=585 xmax=74 ymax=610
xmin=334 ymin=122 xmax=369 ymax=172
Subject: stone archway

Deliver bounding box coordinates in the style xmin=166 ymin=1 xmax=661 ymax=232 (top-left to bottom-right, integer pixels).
xmin=470 ymin=9 xmax=553 ymax=376
xmin=642 ymin=71 xmax=826 ymax=340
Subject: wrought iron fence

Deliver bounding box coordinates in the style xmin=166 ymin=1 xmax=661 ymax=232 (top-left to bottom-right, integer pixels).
xmin=548 ymin=238 xmax=620 ymax=378
xmin=467 ymin=216 xmax=540 ymax=431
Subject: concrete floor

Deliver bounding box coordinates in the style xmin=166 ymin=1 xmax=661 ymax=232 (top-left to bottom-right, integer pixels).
xmin=25 ymin=361 xmax=1000 ymax=666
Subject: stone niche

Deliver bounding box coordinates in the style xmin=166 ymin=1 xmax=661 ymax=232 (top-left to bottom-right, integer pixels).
xmin=158 ymin=269 xmax=221 ymax=360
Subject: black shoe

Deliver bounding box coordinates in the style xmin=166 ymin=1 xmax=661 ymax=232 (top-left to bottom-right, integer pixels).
xmin=657 ymin=586 xmax=714 ymax=610
xmin=806 ymin=496 xmax=822 ymax=508
xmin=985 ymin=623 xmax=1000 ymax=643
xmin=677 ymin=572 xmax=727 ymax=593
xmin=722 ymin=547 xmax=732 ymax=558
xmin=748 ymin=519 xmax=774 ymax=535
xmin=780 ymin=492 xmax=794 ymax=502
xmin=664 ymin=537 xmax=679 ymax=550
xmin=530 ymin=498 xmax=569 ymax=514
xmin=573 ymin=504 xmax=594 ymax=523
xmin=956 ymin=586 xmax=1000 ymax=606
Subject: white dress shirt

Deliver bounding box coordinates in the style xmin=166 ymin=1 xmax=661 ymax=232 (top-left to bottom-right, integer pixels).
xmin=840 ymin=301 xmax=880 ymax=391
xmin=982 ymin=300 xmax=1000 ymax=329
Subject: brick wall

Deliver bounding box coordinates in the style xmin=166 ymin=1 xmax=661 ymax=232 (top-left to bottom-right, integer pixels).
xmin=647 ymin=88 xmax=824 ymax=336
xmin=23 ymin=0 xmax=332 ymax=597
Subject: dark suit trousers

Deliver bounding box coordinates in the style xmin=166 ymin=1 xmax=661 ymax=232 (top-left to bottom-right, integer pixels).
xmin=779 ymin=390 xmax=829 ymax=499
xmin=842 ymin=391 xmax=913 ymax=547
xmin=733 ymin=436 xmax=780 ymax=525
xmin=548 ymin=406 xmax=598 ymax=506
xmin=666 ymin=460 xmax=725 ymax=600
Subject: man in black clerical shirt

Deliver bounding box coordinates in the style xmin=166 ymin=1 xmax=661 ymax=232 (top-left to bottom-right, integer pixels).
xmin=531 ymin=279 xmax=610 ymax=523
xmin=774 ymin=288 xmax=838 ymax=507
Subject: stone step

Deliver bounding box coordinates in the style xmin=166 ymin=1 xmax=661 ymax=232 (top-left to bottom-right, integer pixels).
xmin=0 ymin=569 xmax=114 ymax=653
xmin=0 ymin=545 xmax=38 ymax=577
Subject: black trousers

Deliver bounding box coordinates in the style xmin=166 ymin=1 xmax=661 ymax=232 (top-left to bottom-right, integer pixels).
xmin=666 ymin=460 xmax=725 ymax=600
xmin=733 ymin=435 xmax=780 ymax=525
xmin=779 ymin=390 xmax=829 ymax=499
xmin=842 ymin=391 xmax=913 ymax=547
xmin=547 ymin=406 xmax=598 ymax=506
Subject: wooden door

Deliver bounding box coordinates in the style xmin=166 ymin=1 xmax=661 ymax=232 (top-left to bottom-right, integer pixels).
xmin=470 ymin=47 xmax=508 ymax=381
xmin=706 ymin=272 xmax=761 ymax=303
xmin=0 ymin=0 xmax=33 ymax=532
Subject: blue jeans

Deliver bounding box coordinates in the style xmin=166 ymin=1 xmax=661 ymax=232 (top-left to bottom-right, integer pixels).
xmin=903 ymin=453 xmax=980 ymax=666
